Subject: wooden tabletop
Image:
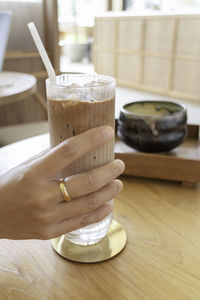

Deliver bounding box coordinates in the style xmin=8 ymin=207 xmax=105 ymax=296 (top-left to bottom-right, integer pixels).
xmin=0 ymin=71 xmax=36 ymax=106
xmin=1 ymin=135 xmax=200 ymax=300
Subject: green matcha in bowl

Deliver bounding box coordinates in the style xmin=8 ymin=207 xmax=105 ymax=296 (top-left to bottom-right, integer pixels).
xmin=117 ymin=100 xmax=187 ymax=153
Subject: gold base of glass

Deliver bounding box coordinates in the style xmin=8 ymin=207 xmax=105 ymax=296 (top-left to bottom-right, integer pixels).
xmin=51 ymin=219 xmax=127 ymax=263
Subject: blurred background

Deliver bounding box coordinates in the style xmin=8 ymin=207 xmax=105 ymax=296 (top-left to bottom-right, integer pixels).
xmin=1 ymin=0 xmax=200 ymax=145
xmin=58 ymin=0 xmax=200 ymax=73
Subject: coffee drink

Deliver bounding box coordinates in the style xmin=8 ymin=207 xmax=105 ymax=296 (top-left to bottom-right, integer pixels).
xmin=46 ymin=74 xmax=115 ymax=245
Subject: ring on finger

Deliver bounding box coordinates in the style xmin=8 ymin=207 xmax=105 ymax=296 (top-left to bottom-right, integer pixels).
xmin=58 ymin=179 xmax=71 ymax=202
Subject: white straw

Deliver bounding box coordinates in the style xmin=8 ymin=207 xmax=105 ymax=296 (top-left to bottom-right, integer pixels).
xmin=28 ymin=22 xmax=56 ymax=85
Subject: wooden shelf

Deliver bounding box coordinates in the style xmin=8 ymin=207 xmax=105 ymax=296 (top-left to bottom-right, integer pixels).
xmin=5 ymin=51 xmax=42 ymax=59
xmin=94 ymin=13 xmax=200 ymax=103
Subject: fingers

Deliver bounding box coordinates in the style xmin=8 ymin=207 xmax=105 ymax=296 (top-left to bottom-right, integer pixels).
xmin=20 ymin=148 xmax=50 ymax=167
xmin=28 ymin=179 xmax=123 ymax=240
xmin=64 ymin=159 xmax=125 ymax=199
xmin=44 ymin=159 xmax=124 ymax=203
xmin=53 ymin=180 xmax=123 ymax=222
xmin=30 ymin=126 xmax=114 ymax=179
xmin=54 ymin=204 xmax=113 ymax=237
xmin=34 ymin=158 xmax=124 ymax=207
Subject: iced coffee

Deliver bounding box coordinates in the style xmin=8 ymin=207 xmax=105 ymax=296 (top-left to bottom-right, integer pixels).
xmin=46 ymin=74 xmax=115 ymax=245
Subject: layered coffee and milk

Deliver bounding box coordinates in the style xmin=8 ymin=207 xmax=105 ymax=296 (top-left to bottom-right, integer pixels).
xmin=48 ymin=96 xmax=115 ymax=178
xmin=46 ymin=74 xmax=115 ymax=245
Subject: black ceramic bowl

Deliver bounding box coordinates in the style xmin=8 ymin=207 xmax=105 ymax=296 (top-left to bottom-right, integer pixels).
xmin=117 ymin=100 xmax=187 ymax=153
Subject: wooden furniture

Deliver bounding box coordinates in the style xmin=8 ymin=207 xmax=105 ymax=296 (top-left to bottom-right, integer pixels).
xmin=94 ymin=12 xmax=200 ymax=103
xmin=0 ymin=121 xmax=48 ymax=147
xmin=115 ymin=123 xmax=200 ymax=186
xmin=0 ymin=72 xmax=37 ymax=105
xmin=0 ymin=72 xmax=47 ymax=125
xmin=0 ymin=71 xmax=47 ymax=147
xmin=1 ymin=134 xmax=200 ymax=299
xmin=0 ymin=0 xmax=59 ymax=125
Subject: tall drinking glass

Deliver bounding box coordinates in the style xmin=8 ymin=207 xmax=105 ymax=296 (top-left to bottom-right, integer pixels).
xmin=46 ymin=74 xmax=115 ymax=246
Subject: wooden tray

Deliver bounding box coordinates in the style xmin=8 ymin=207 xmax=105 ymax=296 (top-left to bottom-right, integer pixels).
xmin=115 ymin=124 xmax=200 ymax=186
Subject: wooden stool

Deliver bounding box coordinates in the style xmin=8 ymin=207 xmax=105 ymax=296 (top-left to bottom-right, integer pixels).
xmin=0 ymin=71 xmax=47 ymax=115
xmin=0 ymin=71 xmax=48 ymax=146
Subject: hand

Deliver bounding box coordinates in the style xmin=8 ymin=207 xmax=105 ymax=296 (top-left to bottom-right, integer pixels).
xmin=0 ymin=126 xmax=124 ymax=240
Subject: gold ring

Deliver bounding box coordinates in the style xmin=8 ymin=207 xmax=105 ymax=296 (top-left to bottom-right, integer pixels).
xmin=58 ymin=179 xmax=71 ymax=202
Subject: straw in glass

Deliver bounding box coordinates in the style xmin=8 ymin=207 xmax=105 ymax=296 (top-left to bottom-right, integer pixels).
xmin=28 ymin=22 xmax=56 ymax=85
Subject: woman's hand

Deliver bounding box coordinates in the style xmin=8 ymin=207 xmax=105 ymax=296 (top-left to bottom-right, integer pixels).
xmin=0 ymin=126 xmax=124 ymax=240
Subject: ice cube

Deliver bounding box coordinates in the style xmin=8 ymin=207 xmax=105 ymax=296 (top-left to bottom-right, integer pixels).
xmin=84 ymin=82 xmax=93 ymax=87
xmin=69 ymin=83 xmax=81 ymax=88
xmin=97 ymin=80 xmax=105 ymax=85
xmin=84 ymin=80 xmax=98 ymax=87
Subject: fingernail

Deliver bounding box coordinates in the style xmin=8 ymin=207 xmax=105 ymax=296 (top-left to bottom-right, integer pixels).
xmin=102 ymin=126 xmax=114 ymax=140
xmin=116 ymin=159 xmax=125 ymax=173
xmin=116 ymin=179 xmax=123 ymax=192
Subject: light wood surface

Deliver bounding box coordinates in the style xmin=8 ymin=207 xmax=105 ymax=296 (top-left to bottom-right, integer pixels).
xmin=0 ymin=72 xmax=47 ymax=127
xmin=0 ymin=72 xmax=36 ymax=106
xmin=1 ymin=135 xmax=200 ymax=299
xmin=94 ymin=12 xmax=200 ymax=103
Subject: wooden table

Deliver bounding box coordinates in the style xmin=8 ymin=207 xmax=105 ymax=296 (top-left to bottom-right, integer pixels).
xmin=0 ymin=71 xmax=36 ymax=106
xmin=0 ymin=71 xmax=47 ymax=116
xmin=1 ymin=135 xmax=200 ymax=300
